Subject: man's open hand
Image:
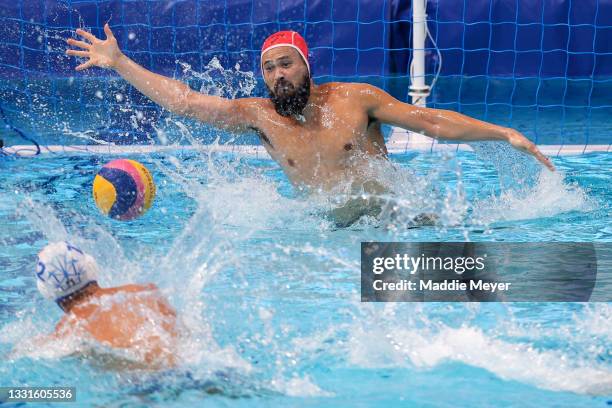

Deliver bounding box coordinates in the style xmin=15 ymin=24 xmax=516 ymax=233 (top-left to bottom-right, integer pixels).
xmin=66 ymin=23 xmax=123 ymax=71
xmin=506 ymin=129 xmax=555 ymax=171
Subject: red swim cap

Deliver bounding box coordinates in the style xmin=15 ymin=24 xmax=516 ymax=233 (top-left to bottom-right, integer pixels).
xmin=261 ymin=31 xmax=310 ymax=75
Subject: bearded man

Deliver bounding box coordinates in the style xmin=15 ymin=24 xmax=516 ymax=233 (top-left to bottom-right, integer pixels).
xmin=66 ymin=26 xmax=554 ymax=225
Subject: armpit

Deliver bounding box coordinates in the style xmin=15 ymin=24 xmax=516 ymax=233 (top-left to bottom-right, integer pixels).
xmin=250 ymin=127 xmax=275 ymax=149
xmin=367 ymin=116 xmax=378 ymax=128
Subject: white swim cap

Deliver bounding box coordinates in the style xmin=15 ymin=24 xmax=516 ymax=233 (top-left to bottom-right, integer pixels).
xmin=35 ymin=242 xmax=99 ymax=302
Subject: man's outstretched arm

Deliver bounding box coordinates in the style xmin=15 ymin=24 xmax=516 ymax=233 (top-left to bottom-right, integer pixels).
xmin=358 ymin=84 xmax=555 ymax=171
xmin=66 ymin=24 xmax=256 ymax=131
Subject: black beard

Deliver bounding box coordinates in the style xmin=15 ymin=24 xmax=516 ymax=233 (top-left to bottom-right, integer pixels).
xmin=268 ymin=75 xmax=311 ymax=117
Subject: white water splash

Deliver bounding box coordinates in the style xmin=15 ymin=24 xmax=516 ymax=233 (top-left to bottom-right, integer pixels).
xmin=344 ymin=312 xmax=612 ymax=396
xmin=471 ymin=169 xmax=595 ymax=224
xmin=178 ymin=57 xmax=257 ymax=99
xmin=10 ymin=189 xmax=252 ymax=375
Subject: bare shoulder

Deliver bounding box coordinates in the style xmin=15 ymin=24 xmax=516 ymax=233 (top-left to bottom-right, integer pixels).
xmin=233 ymin=97 xmax=268 ymax=112
xmin=233 ymin=97 xmax=267 ymax=112
xmin=54 ymin=314 xmax=79 ymax=337
xmin=321 ymin=81 xmax=381 ymax=93
xmin=319 ymin=82 xmax=386 ymax=104
xmin=232 ymin=97 xmax=274 ymax=126
xmin=106 ymin=283 xmax=158 ymax=294
xmin=131 ymin=283 xmax=158 ymax=292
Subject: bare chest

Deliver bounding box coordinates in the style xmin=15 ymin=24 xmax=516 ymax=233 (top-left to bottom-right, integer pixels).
xmin=258 ymin=108 xmax=372 ymax=170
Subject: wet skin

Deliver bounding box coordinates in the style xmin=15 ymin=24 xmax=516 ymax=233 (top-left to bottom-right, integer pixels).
xmin=54 ymin=283 xmax=177 ymax=367
xmin=66 ymin=25 xmax=555 ymax=220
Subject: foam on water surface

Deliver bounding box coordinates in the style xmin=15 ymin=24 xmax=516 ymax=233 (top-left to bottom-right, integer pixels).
xmin=1 ymin=56 xmax=610 ymax=406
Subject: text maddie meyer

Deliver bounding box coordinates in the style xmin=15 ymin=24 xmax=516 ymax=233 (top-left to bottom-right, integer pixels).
xmin=372 ymin=279 xmax=511 ymax=293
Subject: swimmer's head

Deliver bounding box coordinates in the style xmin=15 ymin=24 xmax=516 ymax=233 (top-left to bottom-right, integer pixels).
xmin=261 ymin=31 xmax=312 ymax=117
xmin=35 ymin=242 xmax=99 ymax=308
xmin=261 ymin=31 xmax=310 ymax=76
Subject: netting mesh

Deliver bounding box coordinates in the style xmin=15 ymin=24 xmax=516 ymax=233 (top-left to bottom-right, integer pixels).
xmin=425 ymin=0 xmax=612 ymax=148
xmin=0 ymin=0 xmax=610 ymax=152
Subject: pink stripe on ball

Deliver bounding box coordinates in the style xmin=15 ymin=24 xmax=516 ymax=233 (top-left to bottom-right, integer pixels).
xmin=104 ymin=159 xmax=145 ymax=218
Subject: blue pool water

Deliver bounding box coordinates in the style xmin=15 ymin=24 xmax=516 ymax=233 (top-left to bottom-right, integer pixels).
xmin=0 ymin=147 xmax=611 ymax=406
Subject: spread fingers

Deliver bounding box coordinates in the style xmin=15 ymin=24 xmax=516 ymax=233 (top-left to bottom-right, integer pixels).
xmin=66 ymin=38 xmax=91 ymax=50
